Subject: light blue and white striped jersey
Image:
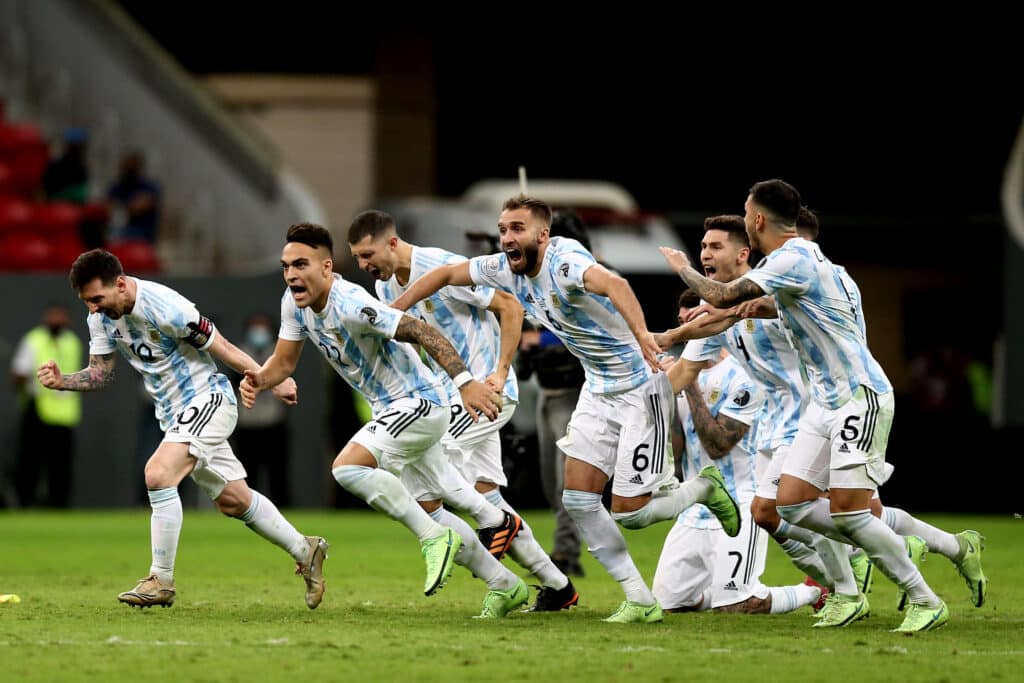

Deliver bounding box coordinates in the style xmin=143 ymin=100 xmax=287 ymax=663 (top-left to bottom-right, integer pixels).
xmin=683 ymin=313 xmax=807 ymax=453
xmin=743 ymin=238 xmax=891 ymax=410
xmin=86 ymin=277 xmax=234 ymax=431
xmin=375 ymin=245 xmax=518 ymax=403
xmin=676 ymin=356 xmax=763 ymax=530
xmin=279 ymin=274 xmax=448 ymax=415
xmin=468 ymin=236 xmax=650 ymax=394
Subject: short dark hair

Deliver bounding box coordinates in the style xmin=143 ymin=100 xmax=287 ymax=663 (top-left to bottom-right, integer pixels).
xmin=348 ymin=210 xmax=396 ymax=245
xmin=678 ymin=289 xmax=701 ymax=309
xmin=550 ymin=210 xmax=591 ymax=250
xmin=286 ymin=223 xmax=334 ymax=256
xmin=501 ymin=194 xmax=552 ymax=227
xmin=69 ymin=249 xmax=123 ymax=291
xmin=796 ymin=206 xmax=819 ymax=240
xmin=703 ymin=214 xmax=749 ymax=248
xmin=750 ymin=179 xmax=801 ymax=225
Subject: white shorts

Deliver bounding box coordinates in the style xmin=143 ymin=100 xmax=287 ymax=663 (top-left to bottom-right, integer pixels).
xmin=653 ymin=505 xmax=768 ymax=610
xmin=441 ymin=398 xmax=517 ymax=487
xmin=557 ymin=373 xmax=675 ymax=497
xmin=754 ymin=443 xmax=790 ymax=500
xmin=782 ymin=387 xmax=895 ymax=491
xmin=351 ymin=397 xmax=464 ymax=502
xmin=163 ymin=392 xmax=246 ymax=499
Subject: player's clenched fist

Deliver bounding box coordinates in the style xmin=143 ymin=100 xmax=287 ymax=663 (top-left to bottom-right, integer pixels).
xmin=37 ymin=360 xmax=63 ymax=390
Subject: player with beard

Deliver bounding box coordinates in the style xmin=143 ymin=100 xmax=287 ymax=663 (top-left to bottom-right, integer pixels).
xmin=389 ymin=195 xmax=743 ymax=624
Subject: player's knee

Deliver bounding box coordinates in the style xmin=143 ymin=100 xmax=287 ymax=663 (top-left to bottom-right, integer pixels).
xmin=143 ymin=462 xmax=170 ymax=490
xmin=776 ymin=501 xmax=813 ymax=526
xmin=332 ymin=464 xmax=373 ymax=491
xmin=562 ymin=489 xmax=602 ymax=518
xmin=751 ymin=499 xmax=779 ymax=530
xmin=611 ymin=507 xmax=648 ymax=530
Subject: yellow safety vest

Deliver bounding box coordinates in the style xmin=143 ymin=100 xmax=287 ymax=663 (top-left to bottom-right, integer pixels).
xmin=24 ymin=327 xmax=82 ymax=427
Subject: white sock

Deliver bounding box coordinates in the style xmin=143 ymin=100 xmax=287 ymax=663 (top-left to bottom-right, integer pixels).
xmin=833 ymin=510 xmax=940 ymax=608
xmin=768 ymin=584 xmax=821 ymax=614
xmin=485 ymin=490 xmax=567 ymax=589
xmin=238 ymin=490 xmax=308 ymax=561
xmin=148 ymin=487 xmax=182 ymax=584
xmin=428 ymin=507 xmax=518 ymax=590
xmin=333 ymin=465 xmax=444 ymax=541
xmin=563 ymin=489 xmax=654 ymax=604
xmin=438 ymin=470 xmax=505 ymax=528
xmin=611 ymin=479 xmax=713 ymax=529
xmin=882 ymin=506 xmax=960 ymax=560
xmin=773 ymin=519 xmax=830 ymax=585
xmin=777 ymin=500 xmax=858 ymax=595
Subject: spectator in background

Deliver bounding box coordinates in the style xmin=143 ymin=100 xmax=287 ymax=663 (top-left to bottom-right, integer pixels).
xmin=107 ymin=150 xmax=160 ymax=243
xmin=42 ymin=128 xmax=89 ymax=204
xmin=10 ymin=303 xmax=82 ymax=507
xmin=232 ymin=314 xmax=291 ymax=506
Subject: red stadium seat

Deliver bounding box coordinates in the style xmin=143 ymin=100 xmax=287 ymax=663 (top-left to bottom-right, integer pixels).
xmin=32 ymin=201 xmax=82 ymax=238
xmin=108 ymin=239 xmax=160 ymax=273
xmin=0 ymin=197 xmax=33 ymax=235
xmin=0 ymin=231 xmax=54 ymax=271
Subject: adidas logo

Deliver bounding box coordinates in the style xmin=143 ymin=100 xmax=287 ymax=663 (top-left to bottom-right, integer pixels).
xmin=112 ymin=329 xmax=122 ymax=338
xmin=628 ymin=473 xmax=644 ymax=485
xmin=723 ymin=580 xmax=738 ymax=591
xmin=838 ymin=443 xmax=850 ymax=453
xmin=366 ymin=424 xmax=377 ymax=434
xmin=168 ymin=426 xmax=179 ymax=434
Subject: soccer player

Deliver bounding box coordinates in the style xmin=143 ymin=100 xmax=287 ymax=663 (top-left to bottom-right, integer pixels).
xmin=347 ymin=210 xmax=578 ymax=612
xmin=660 ymin=179 xmax=963 ymax=632
xmin=38 ymin=249 xmax=328 ymax=610
xmin=655 ymin=344 xmax=822 ymax=614
xmin=389 ymin=195 xmax=742 ymax=624
xmin=241 ymin=223 xmax=528 ymax=618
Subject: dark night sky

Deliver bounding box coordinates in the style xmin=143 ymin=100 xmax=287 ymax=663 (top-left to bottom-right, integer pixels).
xmin=117 ymin=5 xmax=1023 ymax=218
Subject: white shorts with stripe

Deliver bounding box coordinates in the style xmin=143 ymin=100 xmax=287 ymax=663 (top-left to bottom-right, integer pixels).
xmin=351 ymin=397 xmax=469 ymax=502
xmin=441 ymin=398 xmax=517 ymax=487
xmin=557 ymin=372 xmax=675 ymax=497
xmin=782 ymin=386 xmax=895 ymax=491
xmin=653 ymin=504 xmax=769 ymax=610
xmin=163 ymin=392 xmax=246 ymax=499
xmin=754 ymin=443 xmax=790 ymax=500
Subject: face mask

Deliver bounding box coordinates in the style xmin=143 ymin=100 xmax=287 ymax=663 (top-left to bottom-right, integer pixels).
xmin=47 ymin=324 xmax=65 ymax=336
xmin=246 ymin=327 xmax=273 ymax=349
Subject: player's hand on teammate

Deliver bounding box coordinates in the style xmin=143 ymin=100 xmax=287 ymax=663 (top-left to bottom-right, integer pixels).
xmin=37 ymin=360 xmax=63 ymax=390
xmin=459 ymin=380 xmax=502 ymax=422
xmin=240 ymin=370 xmax=264 ymax=409
xmin=484 ymin=369 xmax=507 ymax=394
xmin=653 ymin=331 xmax=676 ymax=351
xmin=271 ymin=377 xmax=298 ymax=406
xmin=637 ymin=331 xmax=663 ymax=373
xmin=734 ymin=297 xmax=777 ymax=320
xmin=656 ymin=353 xmax=676 ymax=372
xmin=685 ymin=303 xmax=736 ymax=327
xmin=659 ymin=246 xmax=692 ymax=275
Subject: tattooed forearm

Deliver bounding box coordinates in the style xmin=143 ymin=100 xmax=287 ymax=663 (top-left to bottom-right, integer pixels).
xmin=684 ymin=385 xmax=748 ymax=458
xmin=61 ymin=354 xmax=115 ymax=391
xmin=676 ymin=265 xmax=765 ymax=308
xmin=394 ymin=315 xmax=468 ymax=378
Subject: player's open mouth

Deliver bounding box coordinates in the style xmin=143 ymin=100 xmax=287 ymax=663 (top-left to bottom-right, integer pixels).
xmin=505 ymin=248 xmax=522 ymax=264
xmin=704 ymin=265 xmax=717 ymax=276
xmin=368 ymin=267 xmax=383 ymax=279
xmin=290 ymin=285 xmax=307 ymax=295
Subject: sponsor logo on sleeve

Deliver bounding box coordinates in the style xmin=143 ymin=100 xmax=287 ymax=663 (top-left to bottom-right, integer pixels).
xmin=359 ymin=307 xmax=379 ymax=325
xmin=733 ymin=390 xmax=751 ymax=407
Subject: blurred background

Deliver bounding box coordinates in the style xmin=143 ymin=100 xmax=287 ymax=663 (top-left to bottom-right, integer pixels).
xmin=0 ymin=0 xmax=1021 ymax=512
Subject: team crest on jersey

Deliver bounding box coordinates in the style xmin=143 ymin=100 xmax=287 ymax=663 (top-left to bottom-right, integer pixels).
xmin=334 ymin=332 xmax=346 ymax=345
xmin=359 ymin=307 xmax=379 ymax=325
xmin=709 ymin=389 xmax=721 ymax=403
xmin=745 ymin=319 xmax=756 ymax=333
xmin=423 ymin=299 xmax=435 ymax=313
xmin=550 ymin=292 xmax=560 ymax=308
xmin=148 ymin=329 xmax=161 ymax=343
xmin=733 ymin=390 xmax=751 ymax=406
xmin=483 ymin=256 xmax=501 ymax=276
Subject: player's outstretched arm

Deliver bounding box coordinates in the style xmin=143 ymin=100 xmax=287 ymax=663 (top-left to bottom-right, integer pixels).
xmin=484 ymin=291 xmax=524 ymax=392
xmin=240 ymin=338 xmax=304 ymax=408
xmin=390 ymin=262 xmax=473 ymax=312
xmin=655 ymin=308 xmax=740 ymax=350
xmin=660 ymin=247 xmax=765 ymax=308
xmin=40 ymin=353 xmax=115 ymax=392
xmin=394 ymin=314 xmax=501 ymax=422
xmin=582 ymin=263 xmax=661 ymax=372
xmin=684 ymin=383 xmax=748 ymax=459
xmin=732 ymin=297 xmax=778 ymax=320
xmin=210 ymin=333 xmax=298 ymax=406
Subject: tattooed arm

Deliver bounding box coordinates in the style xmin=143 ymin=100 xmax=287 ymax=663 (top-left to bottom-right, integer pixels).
xmin=683 ymin=383 xmax=749 ymax=459
xmin=660 ymin=247 xmax=766 ymax=308
xmin=37 ymin=353 xmax=115 ymax=392
xmin=394 ymin=314 xmax=501 ymax=421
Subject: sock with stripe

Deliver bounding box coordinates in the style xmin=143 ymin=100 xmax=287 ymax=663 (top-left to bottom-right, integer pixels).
xmin=238 ymin=490 xmax=309 ymax=561
xmin=881 ymin=506 xmax=960 ymax=560
xmin=833 ymin=509 xmax=941 ymax=608
xmin=333 ymin=465 xmax=444 ymax=542
xmin=773 ymin=519 xmax=830 ymax=586
xmin=485 ymin=489 xmax=567 ymax=589
xmin=777 ymin=500 xmax=858 ymax=595
xmin=611 ymin=478 xmax=713 ymax=530
xmin=148 ymin=487 xmax=182 ymax=584
xmin=438 ymin=471 xmax=505 ymax=529
xmin=768 ymin=584 xmax=822 ymax=614
xmin=428 ymin=506 xmax=518 ymax=590
xmin=563 ymin=489 xmax=655 ymax=604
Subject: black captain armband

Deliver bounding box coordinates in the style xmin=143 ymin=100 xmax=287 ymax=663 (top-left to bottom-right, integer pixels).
xmin=185 ymin=316 xmax=214 ymax=348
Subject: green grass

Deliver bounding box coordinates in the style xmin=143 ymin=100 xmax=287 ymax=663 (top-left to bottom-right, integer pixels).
xmin=1 ymin=511 xmax=1021 ymax=682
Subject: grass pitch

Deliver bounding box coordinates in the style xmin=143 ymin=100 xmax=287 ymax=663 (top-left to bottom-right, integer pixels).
xmin=1 ymin=510 xmax=1020 ymax=682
